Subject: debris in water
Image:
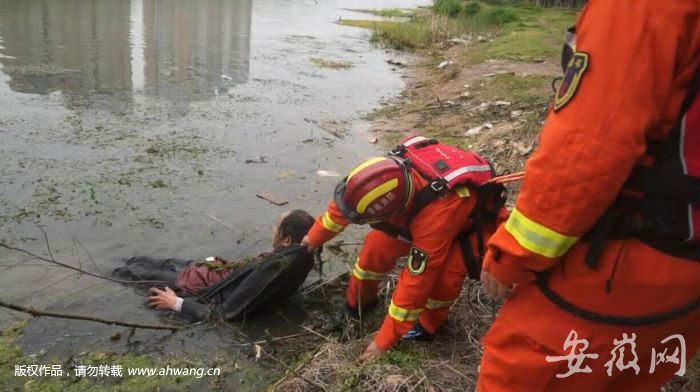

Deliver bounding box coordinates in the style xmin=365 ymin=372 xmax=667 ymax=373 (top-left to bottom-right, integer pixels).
xmin=437 ymin=60 xmax=453 ymax=69
xmin=208 ymin=214 xmax=233 ymax=229
xmin=221 ymin=74 xmax=233 ymax=81
xmin=244 ymin=155 xmax=267 ymax=164
xmin=316 ymin=170 xmax=341 ymax=177
xmin=256 ymin=191 xmax=288 ymax=206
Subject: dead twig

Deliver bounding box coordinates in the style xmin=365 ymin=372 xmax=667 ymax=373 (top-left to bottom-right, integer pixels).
xmin=0 ymin=300 xmax=180 ymax=331
xmin=0 ymin=242 xmax=171 ymax=286
xmin=230 ymin=331 xmax=314 ymax=347
xmin=223 ymin=323 xmax=325 ymax=391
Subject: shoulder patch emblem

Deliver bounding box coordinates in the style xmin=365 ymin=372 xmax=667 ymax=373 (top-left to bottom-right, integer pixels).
xmin=554 ymin=52 xmax=589 ymax=112
xmin=407 ymin=247 xmax=428 ymax=275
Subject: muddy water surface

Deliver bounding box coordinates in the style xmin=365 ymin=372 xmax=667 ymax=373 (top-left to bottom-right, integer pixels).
xmin=0 ymin=0 xmax=427 ymax=387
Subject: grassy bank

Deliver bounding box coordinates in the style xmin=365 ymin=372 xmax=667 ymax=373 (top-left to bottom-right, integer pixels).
xmin=339 ymin=1 xmax=576 ymax=57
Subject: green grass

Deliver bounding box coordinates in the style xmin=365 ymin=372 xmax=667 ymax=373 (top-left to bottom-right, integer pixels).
xmin=339 ymin=16 xmax=473 ymax=50
xmin=348 ymin=8 xmax=415 ymax=17
xmin=433 ymin=0 xmax=463 ymax=17
xmin=478 ymin=73 xmax=554 ymax=103
xmin=339 ymin=1 xmax=578 ymax=59
xmin=309 ymin=57 xmax=354 ymax=69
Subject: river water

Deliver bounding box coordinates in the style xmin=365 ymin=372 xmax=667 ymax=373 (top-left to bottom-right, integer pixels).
xmin=0 ymin=0 xmax=426 ymax=387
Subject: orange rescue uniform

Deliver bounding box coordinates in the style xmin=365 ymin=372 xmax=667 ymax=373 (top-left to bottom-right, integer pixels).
xmin=478 ymin=1 xmax=700 ymax=391
xmin=307 ymin=171 xmax=496 ymax=350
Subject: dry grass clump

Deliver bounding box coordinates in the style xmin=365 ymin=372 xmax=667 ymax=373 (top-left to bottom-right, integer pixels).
xmin=277 ymin=281 xmax=496 ymax=391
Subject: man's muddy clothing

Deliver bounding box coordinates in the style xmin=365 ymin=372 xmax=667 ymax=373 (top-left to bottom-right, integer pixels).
xmin=113 ymin=245 xmax=314 ymax=322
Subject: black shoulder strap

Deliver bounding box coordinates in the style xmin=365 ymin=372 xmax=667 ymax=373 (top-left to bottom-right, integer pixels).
xmin=536 ymin=271 xmax=700 ymax=326
xmin=404 ymin=183 xmax=446 ymax=226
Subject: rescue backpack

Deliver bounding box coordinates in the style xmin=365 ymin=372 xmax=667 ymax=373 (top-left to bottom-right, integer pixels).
xmin=370 ymin=136 xmax=507 ymax=280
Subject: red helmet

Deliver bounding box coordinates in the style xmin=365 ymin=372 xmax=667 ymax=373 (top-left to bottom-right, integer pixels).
xmin=334 ymin=156 xmax=413 ymax=223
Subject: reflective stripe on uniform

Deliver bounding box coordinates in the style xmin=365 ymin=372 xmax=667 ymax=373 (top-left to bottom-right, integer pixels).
xmin=347 ymin=157 xmax=387 ymax=181
xmin=454 ymin=185 xmax=470 ymax=198
xmin=425 ymin=298 xmax=454 ymax=310
xmin=388 ymin=301 xmax=422 ymax=322
xmin=356 ymin=179 xmax=398 ymax=214
xmin=505 ymin=207 xmax=580 ymax=258
xmin=321 ymin=211 xmax=344 ymax=233
xmin=352 ymin=259 xmax=386 ymax=281
xmin=443 ymin=165 xmax=492 ymax=182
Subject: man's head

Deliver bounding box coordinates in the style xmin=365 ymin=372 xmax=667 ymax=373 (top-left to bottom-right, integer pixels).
xmin=272 ymin=209 xmax=315 ymax=248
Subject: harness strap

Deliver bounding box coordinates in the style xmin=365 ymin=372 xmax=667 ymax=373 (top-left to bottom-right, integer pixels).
xmin=458 ymin=231 xmax=481 ymax=280
xmin=404 ymin=185 xmax=445 ymax=226
xmin=536 ymin=272 xmax=700 ymax=326
xmin=369 ymin=222 xmax=412 ymax=242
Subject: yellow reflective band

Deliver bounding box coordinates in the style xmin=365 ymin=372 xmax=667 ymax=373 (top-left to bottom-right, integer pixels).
xmin=425 ymin=298 xmax=454 ymax=310
xmin=388 ymin=301 xmax=421 ymax=322
xmin=454 ymin=185 xmax=470 ymax=198
xmin=347 ymin=157 xmax=387 ymax=181
xmin=352 ymin=260 xmax=386 ymax=281
xmin=321 ymin=212 xmax=344 ymax=233
xmin=505 ymin=208 xmax=580 ymax=259
xmin=356 ymin=179 xmax=398 ymax=214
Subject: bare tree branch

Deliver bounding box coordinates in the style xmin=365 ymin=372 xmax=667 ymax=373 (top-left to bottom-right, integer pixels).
xmin=0 ymin=242 xmax=171 ymax=286
xmin=0 ymin=300 xmax=180 ymax=331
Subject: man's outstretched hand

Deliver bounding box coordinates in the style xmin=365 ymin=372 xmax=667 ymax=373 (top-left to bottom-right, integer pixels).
xmin=148 ymin=286 xmax=178 ymax=311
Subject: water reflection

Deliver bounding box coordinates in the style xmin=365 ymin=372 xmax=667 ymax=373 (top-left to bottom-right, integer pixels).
xmin=0 ymin=0 xmax=251 ymax=114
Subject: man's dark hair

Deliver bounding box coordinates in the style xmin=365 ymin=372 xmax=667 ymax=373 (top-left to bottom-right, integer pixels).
xmin=279 ymin=210 xmax=315 ymax=244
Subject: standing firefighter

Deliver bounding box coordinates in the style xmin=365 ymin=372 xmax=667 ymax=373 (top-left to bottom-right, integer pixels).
xmin=478 ymin=0 xmax=700 ymax=391
xmin=303 ymin=136 xmax=507 ymax=361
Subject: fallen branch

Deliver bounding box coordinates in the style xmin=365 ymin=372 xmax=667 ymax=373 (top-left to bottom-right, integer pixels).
xmin=230 ymin=331 xmax=314 ymax=347
xmin=0 ymin=242 xmax=171 ymax=286
xmin=0 ymin=300 xmax=180 ymax=331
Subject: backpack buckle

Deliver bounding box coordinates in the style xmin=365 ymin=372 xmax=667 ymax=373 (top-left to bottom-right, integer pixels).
xmin=389 ymin=144 xmax=407 ymax=157
xmin=430 ymin=179 xmax=448 ymax=193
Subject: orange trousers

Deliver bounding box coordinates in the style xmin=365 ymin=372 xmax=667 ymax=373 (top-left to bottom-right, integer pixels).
xmin=477 ymin=240 xmax=700 ymax=392
xmin=345 ymin=229 xmax=469 ymax=334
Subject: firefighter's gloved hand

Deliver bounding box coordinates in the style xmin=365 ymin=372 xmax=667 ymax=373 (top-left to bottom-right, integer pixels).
xmin=301 ymin=235 xmax=317 ymax=253
xmin=481 ymin=270 xmax=512 ymax=299
xmin=358 ymin=340 xmax=386 ymax=363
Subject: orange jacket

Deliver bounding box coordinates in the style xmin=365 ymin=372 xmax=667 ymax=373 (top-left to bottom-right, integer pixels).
xmin=308 ymin=171 xmax=479 ymax=348
xmin=483 ymin=0 xmax=700 ymax=307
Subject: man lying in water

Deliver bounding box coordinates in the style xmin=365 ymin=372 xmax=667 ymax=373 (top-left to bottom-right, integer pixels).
xmin=112 ymin=210 xmax=315 ymax=322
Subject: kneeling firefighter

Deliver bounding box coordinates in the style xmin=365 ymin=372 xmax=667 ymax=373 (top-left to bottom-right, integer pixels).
xmin=477 ymin=1 xmax=700 ymax=391
xmin=302 ymin=136 xmax=508 ymax=361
